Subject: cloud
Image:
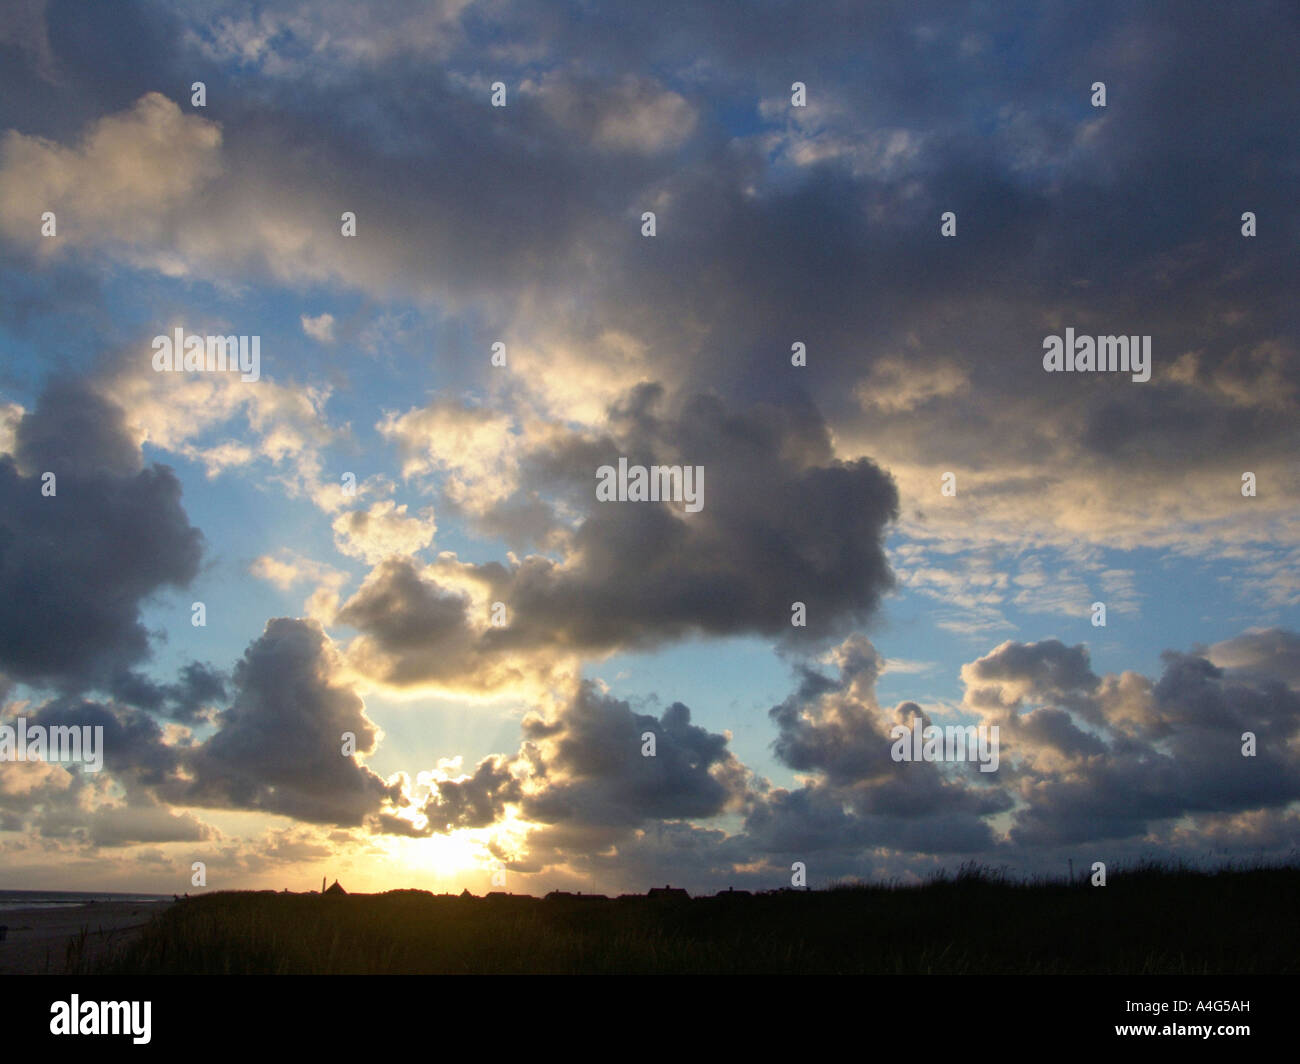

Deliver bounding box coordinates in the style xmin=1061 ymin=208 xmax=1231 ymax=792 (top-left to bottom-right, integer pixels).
xmin=341 ymin=385 xmax=899 ymax=694
xmin=423 ymin=681 xmax=755 ymax=881
xmin=107 ymin=660 xmax=228 ymax=725
xmin=250 ymin=550 xmax=343 ymax=591
xmin=179 ymin=618 xmax=401 ymax=826
xmin=84 ymin=802 xmax=216 ymax=848
xmin=2 ymin=10 xmax=1289 ymax=571
xmin=1208 ymin=627 xmax=1300 ymax=689
xmin=532 ymin=72 xmax=697 ymax=154
xmin=961 ymin=638 xmax=1101 ymax=715
xmin=0 ymin=377 xmax=203 ymax=689
xmin=857 ymin=355 xmax=969 ymax=414
xmin=0 ymin=0 xmax=1297 ymax=892
xmin=336 ymin=556 xmax=560 ymax=696
xmin=0 ymin=0 xmax=59 ymax=83
xmin=520 ymin=682 xmax=750 ymax=829
xmin=184 ymin=0 xmax=473 ymax=74
xmin=955 ymin=634 xmax=1300 ymax=847
xmin=250 ymin=550 xmax=348 ymax=618
xmin=17 ymin=696 xmax=186 ymax=798
xmin=753 ymin=634 xmax=1010 ymax=854
xmin=97 ymin=334 xmax=348 ymax=512
xmin=379 ymin=401 xmax=524 ymax=514
xmin=332 ymin=499 xmax=435 ymax=563
xmin=0 ymin=92 xmax=222 ymax=270
xmin=419 ymin=755 xmax=523 ymax=834
xmin=301 ymin=312 xmax=336 ymax=343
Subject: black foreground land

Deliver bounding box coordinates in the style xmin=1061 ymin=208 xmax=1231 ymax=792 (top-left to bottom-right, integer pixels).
xmin=93 ymin=862 xmax=1300 ymax=974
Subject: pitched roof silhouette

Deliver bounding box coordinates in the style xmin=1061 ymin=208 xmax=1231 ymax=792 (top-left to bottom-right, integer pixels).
xmin=324 ymin=879 xmax=347 ymax=895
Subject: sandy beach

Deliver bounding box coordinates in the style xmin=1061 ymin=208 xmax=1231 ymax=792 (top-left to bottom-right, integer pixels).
xmin=0 ymin=901 xmax=171 ymax=975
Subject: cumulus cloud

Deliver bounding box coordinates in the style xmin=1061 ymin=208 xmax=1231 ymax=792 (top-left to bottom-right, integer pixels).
xmin=491 ymin=628 xmax=1300 ymax=881
xmin=961 ymin=638 xmax=1101 ymax=715
xmin=332 ymin=500 xmax=435 ymax=563
xmin=0 ymin=378 xmax=202 ymax=689
xmin=107 ymin=660 xmax=228 ymax=725
xmin=1208 ymin=628 xmax=1300 ymax=689
xmin=250 ymin=550 xmax=344 ymax=592
xmin=379 ymin=401 xmax=523 ymax=514
xmin=752 ymin=634 xmax=1010 ymax=856
xmin=341 ymin=385 xmax=899 ymax=694
xmin=519 ymin=683 xmax=750 ymax=829
xmin=957 ymin=635 xmax=1300 ymax=847
xmin=403 ymin=680 xmax=754 ymax=885
xmin=0 ymin=92 xmax=222 ymax=269
xmin=178 ymin=618 xmax=402 ymax=826
xmin=419 ymin=755 xmax=523 ymax=834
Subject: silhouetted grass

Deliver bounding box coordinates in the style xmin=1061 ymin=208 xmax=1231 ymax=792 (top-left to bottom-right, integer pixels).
xmin=97 ymin=859 xmax=1300 ymax=974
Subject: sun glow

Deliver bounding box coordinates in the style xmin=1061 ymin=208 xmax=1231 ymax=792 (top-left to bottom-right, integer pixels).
xmin=372 ymin=813 xmax=536 ymax=895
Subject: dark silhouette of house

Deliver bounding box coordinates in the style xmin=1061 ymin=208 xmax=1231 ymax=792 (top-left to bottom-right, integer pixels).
xmin=544 ymin=890 xmax=609 ymax=901
xmin=715 ymin=887 xmax=752 ymax=898
xmin=647 ymin=884 xmax=690 ymax=899
xmin=324 ymin=879 xmax=347 ymax=896
xmin=459 ymin=888 xmax=475 ymax=898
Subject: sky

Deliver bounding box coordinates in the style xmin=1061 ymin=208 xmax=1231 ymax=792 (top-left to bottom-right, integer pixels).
xmin=0 ymin=0 xmax=1298 ymax=897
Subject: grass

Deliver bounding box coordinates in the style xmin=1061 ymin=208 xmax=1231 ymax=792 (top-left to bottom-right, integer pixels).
xmin=95 ymin=859 xmax=1300 ymax=974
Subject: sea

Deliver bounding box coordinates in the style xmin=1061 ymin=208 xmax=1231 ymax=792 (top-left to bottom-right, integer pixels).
xmin=0 ymin=889 xmax=174 ymax=912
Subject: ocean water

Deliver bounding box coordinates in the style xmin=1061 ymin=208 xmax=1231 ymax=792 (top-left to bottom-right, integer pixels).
xmin=0 ymin=889 xmax=173 ymax=913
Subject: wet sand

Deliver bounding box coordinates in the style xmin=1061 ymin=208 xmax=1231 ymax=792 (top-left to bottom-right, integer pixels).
xmin=0 ymin=901 xmax=172 ymax=975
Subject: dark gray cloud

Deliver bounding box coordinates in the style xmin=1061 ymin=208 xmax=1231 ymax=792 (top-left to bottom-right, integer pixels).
xmin=26 ymin=695 xmax=183 ymax=789
xmin=178 ymin=618 xmax=401 ymax=826
xmin=962 ymin=638 xmax=1100 ymax=700
xmin=753 ymin=634 xmax=1010 ymax=856
xmin=487 ymin=681 xmax=755 ymax=882
xmin=1209 ymin=627 xmax=1300 ymax=689
xmin=341 ymin=386 xmax=898 ymax=690
xmin=745 ymin=783 xmax=1001 ymax=858
xmin=956 ymin=635 xmax=1300 ymax=847
xmin=420 ymin=755 xmax=522 ymax=834
xmin=109 ymin=661 xmax=228 ymax=724
xmin=0 ymin=694 xmax=195 ymax=844
xmin=488 ymin=630 xmax=1300 ymax=880
xmin=520 ymin=682 xmax=749 ymax=828
xmin=0 ymin=377 xmax=202 ymax=690
xmin=404 ymin=680 xmax=751 ymax=847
